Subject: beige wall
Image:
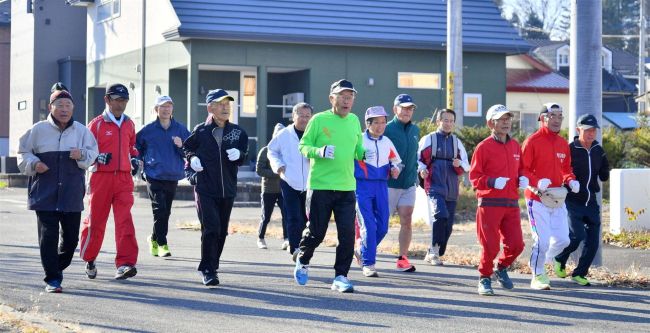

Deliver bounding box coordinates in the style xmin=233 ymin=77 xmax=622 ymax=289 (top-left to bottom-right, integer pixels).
xmin=506 ymin=91 xmax=570 ymax=130
xmin=0 ymin=25 xmax=9 ymax=140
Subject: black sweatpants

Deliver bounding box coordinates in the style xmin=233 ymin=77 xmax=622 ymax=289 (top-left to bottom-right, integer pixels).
xmin=298 ymin=190 xmax=356 ymax=277
xmin=195 ymin=193 xmax=234 ymax=273
xmin=36 ymin=211 xmax=81 ymax=283
xmin=555 ymin=200 xmax=601 ymax=277
xmin=280 ymin=180 xmax=307 ymax=253
xmin=257 ymin=192 xmax=287 ymax=239
xmin=146 ymin=178 xmax=178 ymax=245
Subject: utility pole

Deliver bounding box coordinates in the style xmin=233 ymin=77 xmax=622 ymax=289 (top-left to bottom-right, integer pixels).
xmin=140 ymin=0 xmax=147 ymax=126
xmin=447 ymin=0 xmax=463 ymax=126
xmin=639 ymin=0 xmax=646 ymax=115
xmin=570 ymin=0 xmax=603 ymax=266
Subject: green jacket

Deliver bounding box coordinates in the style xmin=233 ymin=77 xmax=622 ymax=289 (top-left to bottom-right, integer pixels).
xmin=299 ymin=109 xmax=365 ymax=191
xmin=384 ymin=116 xmax=420 ymax=189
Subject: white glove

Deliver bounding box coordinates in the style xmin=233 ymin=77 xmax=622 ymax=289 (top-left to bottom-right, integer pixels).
xmin=364 ymin=148 xmax=376 ymax=162
xmin=569 ymin=180 xmax=580 ymax=193
xmin=518 ymin=176 xmax=529 ymax=190
xmin=190 ymin=156 xmax=204 ymax=172
xmin=319 ymin=145 xmax=335 ymax=159
xmin=226 ymin=148 xmax=240 ymax=161
xmin=537 ymin=178 xmax=551 ymax=191
xmin=494 ymin=177 xmax=509 ymax=190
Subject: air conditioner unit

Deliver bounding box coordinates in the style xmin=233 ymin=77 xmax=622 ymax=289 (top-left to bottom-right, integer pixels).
xmin=282 ymin=92 xmax=304 ymax=117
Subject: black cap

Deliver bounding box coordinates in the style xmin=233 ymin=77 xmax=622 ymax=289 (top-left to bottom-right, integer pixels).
xmin=51 ymin=82 xmax=69 ymax=93
xmin=106 ymin=83 xmax=130 ymax=99
xmin=330 ymin=79 xmax=357 ymax=94
xmin=538 ymin=102 xmax=563 ymax=121
xmin=50 ymin=90 xmax=73 ymax=104
xmin=577 ymin=114 xmax=600 ymax=129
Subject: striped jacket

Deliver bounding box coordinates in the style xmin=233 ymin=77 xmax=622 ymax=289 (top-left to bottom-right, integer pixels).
xmin=18 ymin=115 xmax=98 ymax=211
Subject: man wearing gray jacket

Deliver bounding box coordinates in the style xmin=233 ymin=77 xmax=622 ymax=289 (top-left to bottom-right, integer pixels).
xmin=18 ymin=89 xmax=98 ymax=293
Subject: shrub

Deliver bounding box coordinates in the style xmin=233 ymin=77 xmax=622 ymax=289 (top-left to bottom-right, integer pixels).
xmin=601 ymin=127 xmax=629 ymax=169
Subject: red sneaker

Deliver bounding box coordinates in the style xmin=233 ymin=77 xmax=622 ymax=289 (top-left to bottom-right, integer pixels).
xmin=396 ymin=256 xmax=416 ymax=272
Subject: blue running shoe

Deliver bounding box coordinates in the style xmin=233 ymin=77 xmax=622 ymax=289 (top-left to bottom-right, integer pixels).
xmin=493 ymin=267 xmax=514 ymax=289
xmin=294 ymin=258 xmax=309 ymax=285
xmin=331 ymin=275 xmax=354 ymax=293
xmin=45 ymin=280 xmax=62 ymax=293
xmin=478 ymin=278 xmax=494 ymax=296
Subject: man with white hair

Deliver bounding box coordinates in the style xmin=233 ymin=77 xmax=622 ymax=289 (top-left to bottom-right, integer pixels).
xmin=469 ymin=104 xmax=526 ymax=295
xmin=267 ymin=103 xmax=313 ymax=256
xmin=521 ymin=102 xmax=578 ymax=290
xmin=136 ymin=95 xmax=190 ymax=258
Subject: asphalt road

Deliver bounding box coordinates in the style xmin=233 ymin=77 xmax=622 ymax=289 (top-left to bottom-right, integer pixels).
xmin=1 ymin=187 xmax=649 ymax=332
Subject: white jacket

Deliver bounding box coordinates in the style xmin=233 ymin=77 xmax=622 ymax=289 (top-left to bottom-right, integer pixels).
xmin=267 ymin=124 xmax=309 ymax=191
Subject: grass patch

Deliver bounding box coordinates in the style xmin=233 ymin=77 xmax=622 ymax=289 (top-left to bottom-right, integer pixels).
xmin=602 ymin=230 xmax=650 ymax=250
xmin=0 ymin=181 xmax=7 ymax=189
xmin=0 ymin=310 xmax=48 ymax=333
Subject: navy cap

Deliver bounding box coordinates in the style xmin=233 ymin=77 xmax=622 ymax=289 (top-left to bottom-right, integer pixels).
xmin=106 ymin=83 xmax=130 ymax=99
xmin=394 ymin=94 xmax=416 ymax=108
xmin=51 ymin=82 xmax=69 ymax=93
xmin=206 ymin=89 xmax=234 ymax=104
xmin=330 ymin=79 xmax=357 ymax=94
xmin=577 ymin=114 xmax=600 ymax=129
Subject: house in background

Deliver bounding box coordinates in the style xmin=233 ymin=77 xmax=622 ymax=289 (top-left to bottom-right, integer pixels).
xmin=506 ymin=53 xmax=570 ymax=133
xmin=67 ymin=0 xmax=529 ymax=157
xmin=8 ymin=0 xmax=86 ymax=156
xmin=0 ymin=0 xmax=10 ymax=157
xmin=506 ymin=40 xmax=643 ymax=131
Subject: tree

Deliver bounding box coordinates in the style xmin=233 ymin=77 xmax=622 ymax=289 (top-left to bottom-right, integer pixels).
xmin=496 ymin=0 xmax=570 ymax=40
xmin=602 ymin=0 xmax=643 ymax=53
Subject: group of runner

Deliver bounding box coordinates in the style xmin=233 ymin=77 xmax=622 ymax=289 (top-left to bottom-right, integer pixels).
xmin=18 ymin=79 xmax=608 ymax=296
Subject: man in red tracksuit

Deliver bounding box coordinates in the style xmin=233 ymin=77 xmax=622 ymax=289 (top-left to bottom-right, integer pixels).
xmin=79 ymin=83 xmax=141 ymax=280
xmin=521 ymin=102 xmax=578 ymax=290
xmin=470 ymin=104 xmax=526 ymax=296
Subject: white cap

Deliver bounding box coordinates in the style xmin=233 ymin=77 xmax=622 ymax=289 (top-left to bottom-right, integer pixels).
xmin=485 ymin=104 xmax=513 ymax=121
xmin=155 ymin=95 xmax=173 ymax=106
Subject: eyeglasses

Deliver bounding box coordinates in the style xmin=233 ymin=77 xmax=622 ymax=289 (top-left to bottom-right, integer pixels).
xmin=335 ymin=94 xmax=355 ymax=102
xmin=545 ymin=113 xmax=564 ymax=120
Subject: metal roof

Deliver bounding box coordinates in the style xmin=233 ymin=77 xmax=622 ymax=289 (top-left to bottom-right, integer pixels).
xmin=0 ymin=0 xmax=10 ymax=25
xmin=165 ymin=0 xmax=530 ymax=53
xmin=506 ymin=68 xmax=569 ymax=93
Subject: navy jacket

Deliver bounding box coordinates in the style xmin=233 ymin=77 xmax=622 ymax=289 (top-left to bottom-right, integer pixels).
xmin=566 ymin=137 xmax=610 ymax=206
xmin=136 ymin=118 xmax=190 ymax=181
xmin=17 ymin=115 xmax=98 ymax=212
xmin=183 ymin=118 xmax=248 ymax=198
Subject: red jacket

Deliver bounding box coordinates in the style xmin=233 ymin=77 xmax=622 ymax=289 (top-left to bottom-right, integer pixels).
xmin=88 ymin=112 xmax=138 ymax=173
xmin=469 ymin=135 xmax=522 ymax=206
xmin=521 ymin=126 xmax=575 ymax=201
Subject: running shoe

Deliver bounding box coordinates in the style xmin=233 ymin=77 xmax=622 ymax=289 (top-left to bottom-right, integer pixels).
xmin=45 ymin=280 xmax=62 ymax=293
xmin=294 ymin=258 xmax=309 ymax=286
xmin=571 ymin=275 xmax=591 ymax=286
xmin=85 ymin=261 xmax=97 ymax=279
xmin=362 ymin=265 xmax=378 ymax=277
xmin=331 ymin=275 xmax=354 ymax=293
xmin=530 ymin=274 xmax=551 ymax=290
xmin=115 ymin=265 xmax=137 ymax=280
xmin=147 ymin=235 xmax=159 ymax=257
xmin=200 ymin=270 xmax=219 ymax=286
xmin=396 ymin=256 xmax=416 ymax=272
xmin=493 ymin=267 xmax=514 ymax=289
xmin=281 ymin=239 xmax=289 ymax=250
xmin=478 ymin=278 xmax=494 ymax=296
xmin=257 ymin=238 xmax=267 ymax=249
xmin=158 ymin=244 xmax=172 ymax=257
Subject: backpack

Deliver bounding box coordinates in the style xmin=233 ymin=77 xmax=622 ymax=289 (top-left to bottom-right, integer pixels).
xmin=417 ymin=133 xmax=459 ymax=188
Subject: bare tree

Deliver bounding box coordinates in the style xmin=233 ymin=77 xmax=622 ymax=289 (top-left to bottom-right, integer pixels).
xmin=497 ymin=0 xmax=570 ymax=40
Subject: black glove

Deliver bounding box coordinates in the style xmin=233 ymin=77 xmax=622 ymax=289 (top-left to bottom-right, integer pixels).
xmin=130 ymin=158 xmax=141 ymax=176
xmin=96 ymin=152 xmax=112 ymax=165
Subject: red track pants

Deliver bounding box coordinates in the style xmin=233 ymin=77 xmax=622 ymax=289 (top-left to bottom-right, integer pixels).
xmin=476 ymin=206 xmax=524 ymax=277
xmin=79 ymin=172 xmax=138 ymax=268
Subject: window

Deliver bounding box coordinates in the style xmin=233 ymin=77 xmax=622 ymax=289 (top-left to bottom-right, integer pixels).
xmin=463 ymin=93 xmax=482 ymax=117
xmin=520 ymin=113 xmax=539 ymax=134
xmin=240 ymin=73 xmax=257 ymax=118
xmin=398 ymin=72 xmax=441 ymax=89
xmin=96 ymin=0 xmax=121 ymax=23
xmin=558 ymin=53 xmax=569 ymax=67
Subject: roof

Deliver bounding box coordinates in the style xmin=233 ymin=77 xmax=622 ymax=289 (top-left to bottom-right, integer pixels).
xmin=602 ymin=112 xmax=641 ymax=130
xmin=506 ymin=68 xmax=569 ymax=93
xmin=610 ymin=48 xmax=638 ymax=76
xmin=0 ymin=0 xmax=10 ymax=26
xmin=165 ymin=0 xmax=530 ymax=53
